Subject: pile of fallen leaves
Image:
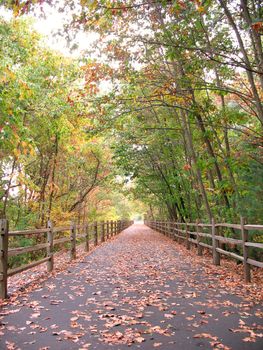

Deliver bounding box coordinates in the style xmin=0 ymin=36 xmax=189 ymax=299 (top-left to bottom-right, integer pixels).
xmin=169 ymin=236 xmax=263 ymax=303
xmin=1 ymin=240 xmax=102 ymax=307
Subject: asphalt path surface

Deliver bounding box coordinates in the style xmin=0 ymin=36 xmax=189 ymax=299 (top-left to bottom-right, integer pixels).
xmin=0 ymin=224 xmax=262 ymax=349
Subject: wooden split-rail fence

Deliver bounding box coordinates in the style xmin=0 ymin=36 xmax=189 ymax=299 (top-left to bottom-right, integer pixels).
xmin=145 ymin=218 xmax=263 ymax=283
xmin=0 ymin=219 xmax=133 ymax=299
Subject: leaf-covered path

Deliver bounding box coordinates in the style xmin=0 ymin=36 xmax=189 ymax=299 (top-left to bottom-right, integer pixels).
xmin=0 ymin=225 xmax=262 ymax=349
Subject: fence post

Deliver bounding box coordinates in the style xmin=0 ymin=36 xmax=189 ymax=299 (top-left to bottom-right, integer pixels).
xmin=85 ymin=223 xmax=89 ymax=252
xmin=186 ymin=222 xmax=190 ymax=250
xmin=172 ymin=222 xmax=175 ymax=239
xmin=241 ymin=216 xmax=250 ymax=283
xmin=94 ymin=221 xmax=98 ymax=246
xmin=171 ymin=222 xmax=174 ymax=240
xmin=0 ymin=219 xmax=8 ymax=299
xmin=170 ymin=222 xmax=173 ymax=239
xmin=174 ymin=222 xmax=177 ymax=242
xmin=114 ymin=221 xmax=117 ymax=235
xmin=196 ymin=220 xmax=202 ymax=256
xmin=70 ymin=221 xmax=76 ymax=260
xmin=178 ymin=222 xmax=181 ymax=242
xmin=106 ymin=220 xmax=109 ymax=240
xmin=110 ymin=220 xmax=113 ymax=238
xmin=47 ymin=220 xmax=54 ymax=272
xmin=212 ymin=218 xmax=220 ymax=265
xmin=101 ymin=221 xmax=105 ymax=242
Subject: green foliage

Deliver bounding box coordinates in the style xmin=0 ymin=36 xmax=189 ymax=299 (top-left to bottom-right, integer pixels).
xmin=0 ymin=17 xmax=136 ymax=232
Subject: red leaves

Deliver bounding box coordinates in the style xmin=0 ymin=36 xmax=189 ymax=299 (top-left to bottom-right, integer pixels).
xmin=229 ymin=319 xmax=263 ymax=343
xmin=135 ymin=336 xmax=145 ymax=343
xmin=70 ymin=316 xmax=79 ymax=322
xmin=183 ymin=163 xmax=191 ymax=171
xmin=102 ymin=329 xmax=145 ymax=345
xmin=251 ymin=21 xmax=263 ymax=33
xmin=81 ymin=62 xmax=113 ymax=95
xmin=5 ymin=341 xmax=16 ymax=350
xmin=50 ymin=299 xmax=63 ymax=305
xmin=193 ymin=333 xmax=232 ymax=349
xmin=193 ymin=333 xmax=218 ymax=341
xmin=147 ymin=325 xmax=170 ymax=336
xmin=67 ymin=96 xmax=75 ymax=106
xmin=79 ymin=344 xmax=91 ymax=349
xmin=60 ymin=330 xmax=84 ymax=342
xmin=243 ymin=336 xmax=256 ymax=342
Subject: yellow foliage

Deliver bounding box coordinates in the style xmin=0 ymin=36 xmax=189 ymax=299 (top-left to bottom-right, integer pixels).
xmin=197 ymin=6 xmax=205 ymax=13
xmin=13 ymin=148 xmax=20 ymax=159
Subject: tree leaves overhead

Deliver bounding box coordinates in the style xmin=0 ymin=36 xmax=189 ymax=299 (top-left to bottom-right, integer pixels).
xmin=1 ymin=0 xmax=263 ymax=228
xmin=65 ymin=0 xmax=262 ymax=223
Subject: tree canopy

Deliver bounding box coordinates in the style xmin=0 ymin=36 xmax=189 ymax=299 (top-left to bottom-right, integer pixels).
xmin=0 ymin=0 xmax=262 ymax=227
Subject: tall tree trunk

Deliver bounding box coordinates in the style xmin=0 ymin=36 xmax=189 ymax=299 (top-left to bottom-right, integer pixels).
xmin=47 ymin=134 xmax=59 ymax=221
xmin=218 ymin=0 xmax=263 ymax=124
xmin=181 ymin=111 xmax=212 ymax=221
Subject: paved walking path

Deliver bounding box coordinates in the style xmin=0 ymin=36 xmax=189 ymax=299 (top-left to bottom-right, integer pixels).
xmin=0 ymin=225 xmax=262 ymax=349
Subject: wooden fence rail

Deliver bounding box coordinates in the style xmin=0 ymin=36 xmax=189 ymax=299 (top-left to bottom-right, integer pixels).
xmin=145 ymin=218 xmax=263 ymax=283
xmin=0 ymin=219 xmax=133 ymax=299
